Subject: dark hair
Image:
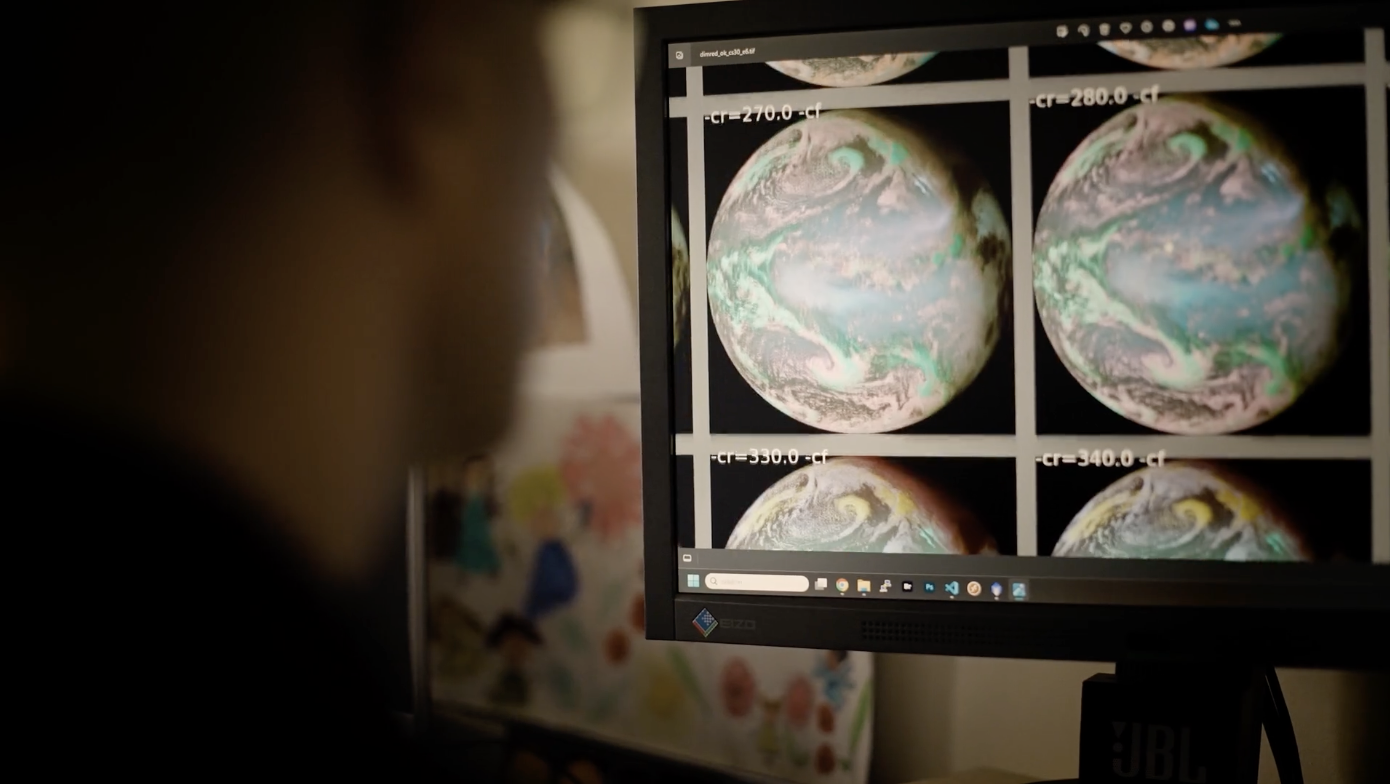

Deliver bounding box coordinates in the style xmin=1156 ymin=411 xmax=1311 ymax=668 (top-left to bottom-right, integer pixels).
xmin=486 ymin=613 xmax=542 ymax=648
xmin=1 ymin=1 xmax=405 ymax=290
xmin=828 ymin=650 xmax=849 ymax=665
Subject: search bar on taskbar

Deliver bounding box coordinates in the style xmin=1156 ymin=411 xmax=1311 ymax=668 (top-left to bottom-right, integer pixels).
xmin=704 ymin=573 xmax=810 ymax=592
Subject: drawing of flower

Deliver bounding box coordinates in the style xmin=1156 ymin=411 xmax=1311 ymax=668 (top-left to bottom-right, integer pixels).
xmin=720 ymin=657 xmax=756 ymax=718
xmin=814 ymin=743 xmax=836 ymax=774
xmin=505 ymin=465 xmax=568 ymax=526
xmin=817 ymin=703 xmax=835 ymax=733
xmin=785 ymin=675 xmax=814 ymax=728
xmin=560 ymin=415 xmax=642 ymax=541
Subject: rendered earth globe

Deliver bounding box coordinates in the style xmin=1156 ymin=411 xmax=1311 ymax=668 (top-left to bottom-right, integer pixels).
xmin=1052 ymin=462 xmax=1311 ymax=561
xmin=1100 ymin=34 xmax=1281 ymax=70
xmin=725 ymin=457 xmax=996 ymax=554
xmin=1034 ymin=96 xmax=1357 ymax=434
xmin=708 ymin=109 xmax=1010 ymax=433
xmin=767 ymin=53 xmax=935 ymax=88
xmin=672 ymin=210 xmax=690 ymax=346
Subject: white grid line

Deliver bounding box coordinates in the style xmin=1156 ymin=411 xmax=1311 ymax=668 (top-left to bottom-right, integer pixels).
xmin=1365 ymin=29 xmax=1390 ymax=563
xmin=685 ymin=66 xmax=714 ymax=549
xmin=675 ymin=38 xmax=1390 ymax=563
xmin=1009 ymin=46 xmax=1038 ymax=556
xmin=668 ymin=63 xmax=1368 ymax=119
xmin=676 ymin=434 xmax=1374 ymax=460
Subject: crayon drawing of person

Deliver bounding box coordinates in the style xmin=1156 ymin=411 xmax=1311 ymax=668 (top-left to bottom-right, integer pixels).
xmin=508 ymin=466 xmax=579 ymax=622
xmin=430 ymin=597 xmax=485 ymax=681
xmin=486 ymin=613 xmax=543 ymax=708
xmin=426 ymin=479 xmax=463 ymax=562
xmin=456 ymin=456 xmax=501 ymax=581
xmin=756 ymin=694 xmax=783 ymax=765
xmin=812 ymin=650 xmax=854 ymax=712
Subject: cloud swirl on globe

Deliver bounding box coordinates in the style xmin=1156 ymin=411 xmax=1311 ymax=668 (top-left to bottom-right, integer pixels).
xmin=1100 ymin=34 xmax=1281 ymax=70
xmin=708 ymin=110 xmax=1011 ymax=433
xmin=1052 ymin=462 xmax=1311 ymax=561
xmin=724 ymin=457 xmax=996 ymax=554
xmin=672 ymin=209 xmax=690 ymax=346
xmin=1034 ymin=96 xmax=1358 ymax=434
xmin=767 ymin=53 xmax=936 ymax=88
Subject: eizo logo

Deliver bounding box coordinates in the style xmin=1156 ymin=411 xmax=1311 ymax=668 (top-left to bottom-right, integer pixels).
xmin=1111 ymin=721 xmax=1207 ymax=782
xmin=692 ymin=609 xmax=718 ymax=637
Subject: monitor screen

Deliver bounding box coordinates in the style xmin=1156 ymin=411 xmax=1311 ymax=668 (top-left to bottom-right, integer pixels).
xmin=637 ymin=1 xmax=1389 ymax=665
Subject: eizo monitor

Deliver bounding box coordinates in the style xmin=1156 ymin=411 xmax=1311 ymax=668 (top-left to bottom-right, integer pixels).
xmin=636 ymin=0 xmax=1390 ymax=668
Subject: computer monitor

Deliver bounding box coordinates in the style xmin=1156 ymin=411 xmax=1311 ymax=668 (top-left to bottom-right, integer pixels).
xmin=636 ymin=0 xmax=1390 ymax=668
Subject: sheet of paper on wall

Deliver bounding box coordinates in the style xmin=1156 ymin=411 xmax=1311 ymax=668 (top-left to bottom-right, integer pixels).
xmin=424 ymin=398 xmax=874 ymax=784
xmin=519 ymin=170 xmax=639 ymax=399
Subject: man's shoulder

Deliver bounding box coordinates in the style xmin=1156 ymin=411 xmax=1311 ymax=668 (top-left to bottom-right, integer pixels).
xmin=4 ymin=400 xmax=424 ymax=771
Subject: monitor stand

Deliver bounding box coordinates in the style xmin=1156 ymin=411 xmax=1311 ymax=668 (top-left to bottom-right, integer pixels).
xmin=1038 ymin=662 xmax=1269 ymax=784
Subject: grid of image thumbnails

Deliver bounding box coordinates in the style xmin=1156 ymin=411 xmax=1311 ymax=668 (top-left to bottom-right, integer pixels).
xmin=668 ymin=26 xmax=1390 ymax=578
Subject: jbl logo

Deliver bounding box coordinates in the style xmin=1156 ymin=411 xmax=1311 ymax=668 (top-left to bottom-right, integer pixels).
xmin=1111 ymin=721 xmax=1207 ymax=782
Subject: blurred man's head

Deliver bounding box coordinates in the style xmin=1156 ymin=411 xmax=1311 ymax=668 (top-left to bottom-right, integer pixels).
xmin=1 ymin=1 xmax=555 ymax=579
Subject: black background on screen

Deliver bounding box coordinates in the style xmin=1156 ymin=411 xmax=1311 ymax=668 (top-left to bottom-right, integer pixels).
xmin=1035 ymin=459 xmax=1372 ymax=561
xmin=703 ymin=49 xmax=1008 ymax=95
xmin=677 ymin=456 xmax=695 ymax=548
xmin=1028 ymin=31 xmax=1365 ymax=77
xmin=671 ymin=119 xmax=693 ymax=433
xmin=1029 ymin=85 xmax=1370 ymax=436
xmin=703 ymin=101 xmax=1016 ymax=435
xmin=710 ymin=457 xmax=1017 ymax=553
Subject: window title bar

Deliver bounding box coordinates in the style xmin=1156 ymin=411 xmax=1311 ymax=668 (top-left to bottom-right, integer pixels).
xmin=666 ymin=5 xmax=1371 ymax=68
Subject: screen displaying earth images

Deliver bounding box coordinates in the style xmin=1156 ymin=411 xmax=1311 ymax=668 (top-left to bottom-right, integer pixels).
xmin=1030 ymin=86 xmax=1370 ymax=438
xmin=702 ymin=101 xmax=1017 ymax=436
xmin=1037 ymin=459 xmax=1371 ymax=563
xmin=678 ymin=31 xmax=1379 ymax=564
xmin=711 ymin=457 xmax=1017 ymax=555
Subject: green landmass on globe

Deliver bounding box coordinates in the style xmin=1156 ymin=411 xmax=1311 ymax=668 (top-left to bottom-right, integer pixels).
xmin=725 ymin=457 xmax=996 ymax=554
xmin=1052 ymin=462 xmax=1311 ymax=561
xmin=672 ymin=209 xmax=690 ymax=346
xmin=1034 ymin=95 xmax=1359 ymax=435
xmin=767 ymin=53 xmax=936 ymax=88
xmin=708 ymin=109 xmax=1011 ymax=433
xmin=1100 ymin=34 xmax=1282 ymax=70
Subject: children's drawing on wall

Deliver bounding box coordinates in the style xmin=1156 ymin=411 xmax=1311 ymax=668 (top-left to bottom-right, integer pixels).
xmin=429 ymin=596 xmax=485 ymax=682
xmin=456 ymin=456 xmax=503 ymax=582
xmin=813 ymin=650 xmax=855 ymax=710
xmin=507 ymin=467 xmax=580 ymax=622
xmin=533 ymin=190 xmax=586 ymax=349
xmin=424 ymin=402 xmax=874 ymax=784
xmin=486 ymin=613 xmax=543 ymax=708
xmin=708 ymin=648 xmax=873 ymax=780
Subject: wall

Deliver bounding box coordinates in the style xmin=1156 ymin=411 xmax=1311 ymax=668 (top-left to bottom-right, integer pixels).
xmin=547 ymin=2 xmax=1386 ymax=782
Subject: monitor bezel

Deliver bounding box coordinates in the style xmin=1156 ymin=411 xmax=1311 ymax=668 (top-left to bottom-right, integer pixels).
xmin=636 ymin=0 xmax=1390 ymax=667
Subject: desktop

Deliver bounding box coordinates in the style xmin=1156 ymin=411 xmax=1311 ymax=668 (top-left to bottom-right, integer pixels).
xmin=636 ymin=0 xmax=1390 ymax=674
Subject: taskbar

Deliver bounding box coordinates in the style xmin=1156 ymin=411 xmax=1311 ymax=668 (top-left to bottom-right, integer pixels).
xmin=675 ymin=549 xmax=1390 ymax=610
